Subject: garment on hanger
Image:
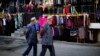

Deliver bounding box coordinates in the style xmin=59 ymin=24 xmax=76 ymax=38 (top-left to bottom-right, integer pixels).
xmin=0 ymin=19 xmax=3 ymax=35
xmin=53 ymin=0 xmax=64 ymax=6
xmin=18 ymin=13 xmax=23 ymax=27
xmin=26 ymin=4 xmax=31 ymax=12
xmin=8 ymin=5 xmax=17 ymax=13
xmin=15 ymin=15 xmax=18 ymax=29
xmin=63 ymin=6 xmax=70 ymax=14
xmin=89 ymin=30 xmax=93 ymax=41
xmin=53 ymin=27 xmax=60 ymax=38
xmin=52 ymin=16 xmax=57 ymax=27
xmin=43 ymin=0 xmax=53 ymax=6
xmin=56 ymin=16 xmax=62 ymax=25
xmin=3 ymin=18 xmax=6 ymax=26
xmin=66 ymin=19 xmax=73 ymax=29
xmin=79 ymin=27 xmax=85 ymax=39
xmin=39 ymin=16 xmax=47 ymax=28
xmin=71 ymin=0 xmax=77 ymax=4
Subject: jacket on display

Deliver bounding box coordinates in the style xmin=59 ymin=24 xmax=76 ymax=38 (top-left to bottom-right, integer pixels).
xmin=63 ymin=6 xmax=70 ymax=14
xmin=39 ymin=16 xmax=47 ymax=28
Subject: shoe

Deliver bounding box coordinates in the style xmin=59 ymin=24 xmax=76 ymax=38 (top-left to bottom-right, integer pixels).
xmin=23 ymin=54 xmax=28 ymax=56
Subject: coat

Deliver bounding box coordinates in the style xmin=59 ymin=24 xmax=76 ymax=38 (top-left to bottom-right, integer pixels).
xmin=26 ymin=23 xmax=38 ymax=45
xmin=41 ymin=23 xmax=53 ymax=45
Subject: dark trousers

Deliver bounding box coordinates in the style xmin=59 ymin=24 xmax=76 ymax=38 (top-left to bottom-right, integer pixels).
xmin=40 ymin=45 xmax=55 ymax=56
xmin=23 ymin=44 xmax=37 ymax=56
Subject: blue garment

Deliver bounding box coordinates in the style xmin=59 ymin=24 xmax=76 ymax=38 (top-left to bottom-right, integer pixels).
xmin=96 ymin=6 xmax=100 ymax=17
xmin=23 ymin=44 xmax=37 ymax=56
xmin=56 ymin=16 xmax=62 ymax=25
xmin=35 ymin=23 xmax=40 ymax=31
xmin=54 ymin=27 xmax=59 ymax=37
xmin=56 ymin=16 xmax=59 ymax=25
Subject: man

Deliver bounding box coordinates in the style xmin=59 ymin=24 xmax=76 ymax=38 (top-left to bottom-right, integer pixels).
xmin=40 ymin=16 xmax=55 ymax=56
xmin=23 ymin=17 xmax=38 ymax=56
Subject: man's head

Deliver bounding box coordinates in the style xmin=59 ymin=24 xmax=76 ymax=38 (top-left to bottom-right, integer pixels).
xmin=31 ymin=17 xmax=37 ymax=24
xmin=47 ymin=16 xmax=52 ymax=25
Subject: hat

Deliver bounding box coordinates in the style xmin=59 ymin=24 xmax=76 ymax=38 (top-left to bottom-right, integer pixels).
xmin=31 ymin=17 xmax=36 ymax=21
xmin=47 ymin=16 xmax=52 ymax=20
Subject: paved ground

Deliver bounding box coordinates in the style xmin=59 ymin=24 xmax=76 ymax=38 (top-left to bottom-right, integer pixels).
xmin=0 ymin=41 xmax=100 ymax=56
xmin=0 ymin=28 xmax=100 ymax=56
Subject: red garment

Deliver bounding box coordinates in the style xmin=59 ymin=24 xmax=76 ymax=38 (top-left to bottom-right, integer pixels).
xmin=52 ymin=16 xmax=57 ymax=27
xmin=66 ymin=19 xmax=73 ymax=28
xmin=64 ymin=6 xmax=70 ymax=14
xmin=77 ymin=19 xmax=83 ymax=27
xmin=25 ymin=4 xmax=31 ymax=12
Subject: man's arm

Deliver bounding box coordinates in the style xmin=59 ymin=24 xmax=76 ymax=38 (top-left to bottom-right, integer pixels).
xmin=41 ymin=24 xmax=48 ymax=36
xmin=26 ymin=26 xmax=31 ymax=40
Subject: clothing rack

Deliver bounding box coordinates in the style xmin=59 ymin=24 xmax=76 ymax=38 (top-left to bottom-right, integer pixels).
xmin=43 ymin=13 xmax=89 ymax=17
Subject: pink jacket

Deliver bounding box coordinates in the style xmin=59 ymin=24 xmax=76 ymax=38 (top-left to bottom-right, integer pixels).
xmin=39 ymin=16 xmax=47 ymax=28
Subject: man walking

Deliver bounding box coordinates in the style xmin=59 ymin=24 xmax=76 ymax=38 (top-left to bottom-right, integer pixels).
xmin=40 ymin=16 xmax=55 ymax=56
xmin=23 ymin=17 xmax=38 ymax=56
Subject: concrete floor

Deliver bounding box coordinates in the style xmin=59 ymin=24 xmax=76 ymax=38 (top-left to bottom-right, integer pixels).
xmin=0 ymin=41 xmax=100 ymax=56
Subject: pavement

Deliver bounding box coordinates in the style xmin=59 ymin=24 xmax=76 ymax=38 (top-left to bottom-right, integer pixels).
xmin=0 ymin=36 xmax=26 ymax=50
xmin=0 ymin=41 xmax=100 ymax=56
xmin=0 ymin=28 xmax=100 ymax=56
xmin=0 ymin=35 xmax=100 ymax=56
xmin=0 ymin=36 xmax=100 ymax=50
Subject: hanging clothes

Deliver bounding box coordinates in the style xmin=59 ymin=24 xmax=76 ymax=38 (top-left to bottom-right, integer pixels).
xmin=56 ymin=15 xmax=61 ymax=25
xmin=53 ymin=27 xmax=60 ymax=40
xmin=0 ymin=19 xmax=3 ymax=35
xmin=18 ymin=13 xmax=23 ymax=27
xmin=89 ymin=30 xmax=93 ymax=41
xmin=57 ymin=7 xmax=63 ymax=14
xmin=63 ymin=6 xmax=70 ymax=14
xmin=77 ymin=17 xmax=84 ymax=27
xmin=0 ymin=8 xmax=4 ymax=19
xmin=71 ymin=0 xmax=77 ymax=4
xmin=35 ymin=0 xmax=42 ymax=5
xmin=63 ymin=16 xmax=67 ymax=26
xmin=25 ymin=4 xmax=31 ymax=12
xmin=8 ymin=5 xmax=17 ymax=14
xmin=2 ymin=18 xmax=6 ymax=26
xmin=22 ymin=13 xmax=35 ymax=26
xmin=15 ymin=15 xmax=18 ymax=29
xmin=79 ymin=27 xmax=85 ymax=39
xmin=52 ymin=16 xmax=57 ymax=27
xmin=53 ymin=0 xmax=64 ymax=6
xmin=66 ymin=19 xmax=73 ymax=29
xmin=10 ymin=15 xmax=15 ymax=33
xmin=35 ymin=7 xmax=43 ymax=19
xmin=43 ymin=0 xmax=53 ymax=7
xmin=60 ymin=16 xmax=64 ymax=24
xmin=39 ymin=16 xmax=47 ymax=28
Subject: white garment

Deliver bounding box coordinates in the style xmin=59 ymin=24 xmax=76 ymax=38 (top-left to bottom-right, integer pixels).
xmin=58 ymin=0 xmax=61 ymax=4
xmin=61 ymin=16 xmax=64 ymax=24
xmin=3 ymin=19 xmax=6 ymax=26
xmin=79 ymin=27 xmax=85 ymax=39
xmin=43 ymin=0 xmax=53 ymax=6
xmin=89 ymin=30 xmax=93 ymax=40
